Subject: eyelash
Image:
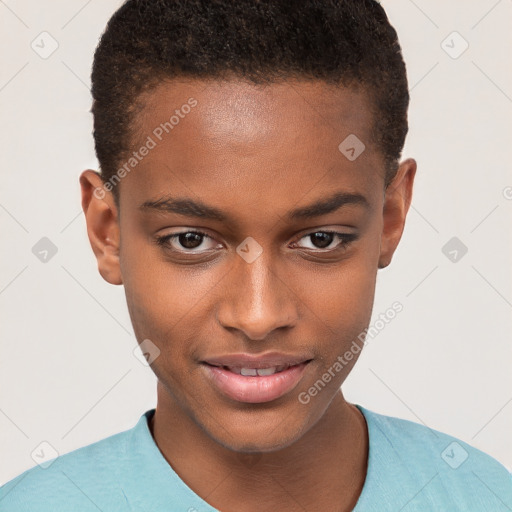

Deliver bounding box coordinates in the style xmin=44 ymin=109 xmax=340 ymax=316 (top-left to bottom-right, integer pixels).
xmin=154 ymin=229 xmax=358 ymax=255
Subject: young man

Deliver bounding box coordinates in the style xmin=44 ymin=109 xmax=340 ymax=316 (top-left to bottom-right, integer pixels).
xmin=1 ymin=1 xmax=511 ymax=510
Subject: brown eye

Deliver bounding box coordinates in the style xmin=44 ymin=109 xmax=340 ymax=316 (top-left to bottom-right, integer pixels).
xmin=155 ymin=230 xmax=219 ymax=253
xmin=295 ymin=231 xmax=358 ymax=251
xmin=309 ymin=232 xmax=335 ymax=249
xmin=177 ymin=232 xmax=204 ymax=249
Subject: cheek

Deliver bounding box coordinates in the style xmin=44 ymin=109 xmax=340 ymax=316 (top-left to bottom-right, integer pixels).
xmin=303 ymin=250 xmax=378 ymax=374
xmin=120 ymin=242 xmax=223 ymax=381
xmin=305 ymin=249 xmax=378 ymax=325
xmin=123 ymin=277 xmax=196 ymax=399
xmin=120 ymin=235 xmax=209 ymax=334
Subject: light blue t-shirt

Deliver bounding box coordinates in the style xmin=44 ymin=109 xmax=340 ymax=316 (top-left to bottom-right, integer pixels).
xmin=1 ymin=405 xmax=511 ymax=511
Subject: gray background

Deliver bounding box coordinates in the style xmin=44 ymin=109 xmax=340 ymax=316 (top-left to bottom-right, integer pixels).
xmin=1 ymin=0 xmax=511 ymax=484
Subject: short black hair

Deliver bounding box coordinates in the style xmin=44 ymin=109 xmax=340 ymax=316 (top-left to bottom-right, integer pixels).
xmin=91 ymin=0 xmax=410 ymax=205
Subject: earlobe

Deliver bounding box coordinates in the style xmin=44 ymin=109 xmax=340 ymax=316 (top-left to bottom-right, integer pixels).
xmin=79 ymin=170 xmax=123 ymax=285
xmin=378 ymin=158 xmax=417 ymax=269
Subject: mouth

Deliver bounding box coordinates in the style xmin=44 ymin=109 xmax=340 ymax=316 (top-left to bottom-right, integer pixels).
xmin=204 ymin=362 xmax=305 ymax=376
xmin=201 ymin=354 xmax=313 ymax=403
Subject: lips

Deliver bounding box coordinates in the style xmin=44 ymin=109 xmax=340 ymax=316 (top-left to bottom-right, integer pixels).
xmin=202 ymin=351 xmax=312 ymax=369
xmin=201 ymin=352 xmax=312 ymax=403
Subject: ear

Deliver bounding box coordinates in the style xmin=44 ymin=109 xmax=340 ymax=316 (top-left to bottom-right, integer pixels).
xmin=79 ymin=170 xmax=123 ymax=285
xmin=378 ymin=158 xmax=417 ymax=269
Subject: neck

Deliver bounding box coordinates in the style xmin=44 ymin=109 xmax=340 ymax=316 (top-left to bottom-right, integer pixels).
xmin=150 ymin=384 xmax=368 ymax=512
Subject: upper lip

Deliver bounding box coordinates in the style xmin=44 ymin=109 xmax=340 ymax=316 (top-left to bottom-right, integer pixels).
xmin=202 ymin=351 xmax=313 ymax=369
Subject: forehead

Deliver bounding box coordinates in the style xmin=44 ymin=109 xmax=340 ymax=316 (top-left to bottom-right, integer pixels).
xmin=120 ymin=78 xmax=383 ymax=221
xmin=137 ymin=78 xmax=375 ymax=150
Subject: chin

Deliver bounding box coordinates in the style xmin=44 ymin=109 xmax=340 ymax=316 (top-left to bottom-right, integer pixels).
xmin=204 ymin=409 xmax=311 ymax=454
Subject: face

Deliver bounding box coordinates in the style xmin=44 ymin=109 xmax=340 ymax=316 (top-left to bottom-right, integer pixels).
xmin=81 ymin=78 xmax=415 ymax=453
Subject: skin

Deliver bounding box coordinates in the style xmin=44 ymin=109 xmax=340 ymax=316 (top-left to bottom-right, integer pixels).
xmin=80 ymin=78 xmax=416 ymax=512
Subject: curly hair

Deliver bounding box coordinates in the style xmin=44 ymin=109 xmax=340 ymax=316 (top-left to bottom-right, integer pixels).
xmin=91 ymin=0 xmax=410 ymax=203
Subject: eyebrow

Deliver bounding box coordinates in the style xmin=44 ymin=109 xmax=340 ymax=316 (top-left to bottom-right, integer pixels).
xmin=139 ymin=191 xmax=370 ymax=221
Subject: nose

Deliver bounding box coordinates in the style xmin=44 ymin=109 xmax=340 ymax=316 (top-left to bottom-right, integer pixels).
xmin=215 ymin=248 xmax=299 ymax=341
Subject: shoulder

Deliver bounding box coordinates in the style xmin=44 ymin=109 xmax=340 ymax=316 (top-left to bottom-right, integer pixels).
xmin=361 ymin=405 xmax=510 ymax=475
xmin=358 ymin=405 xmax=512 ymax=510
xmin=0 ymin=421 xmax=137 ymax=512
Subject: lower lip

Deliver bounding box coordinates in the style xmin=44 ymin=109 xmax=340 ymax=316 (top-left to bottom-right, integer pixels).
xmin=202 ymin=362 xmax=310 ymax=404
